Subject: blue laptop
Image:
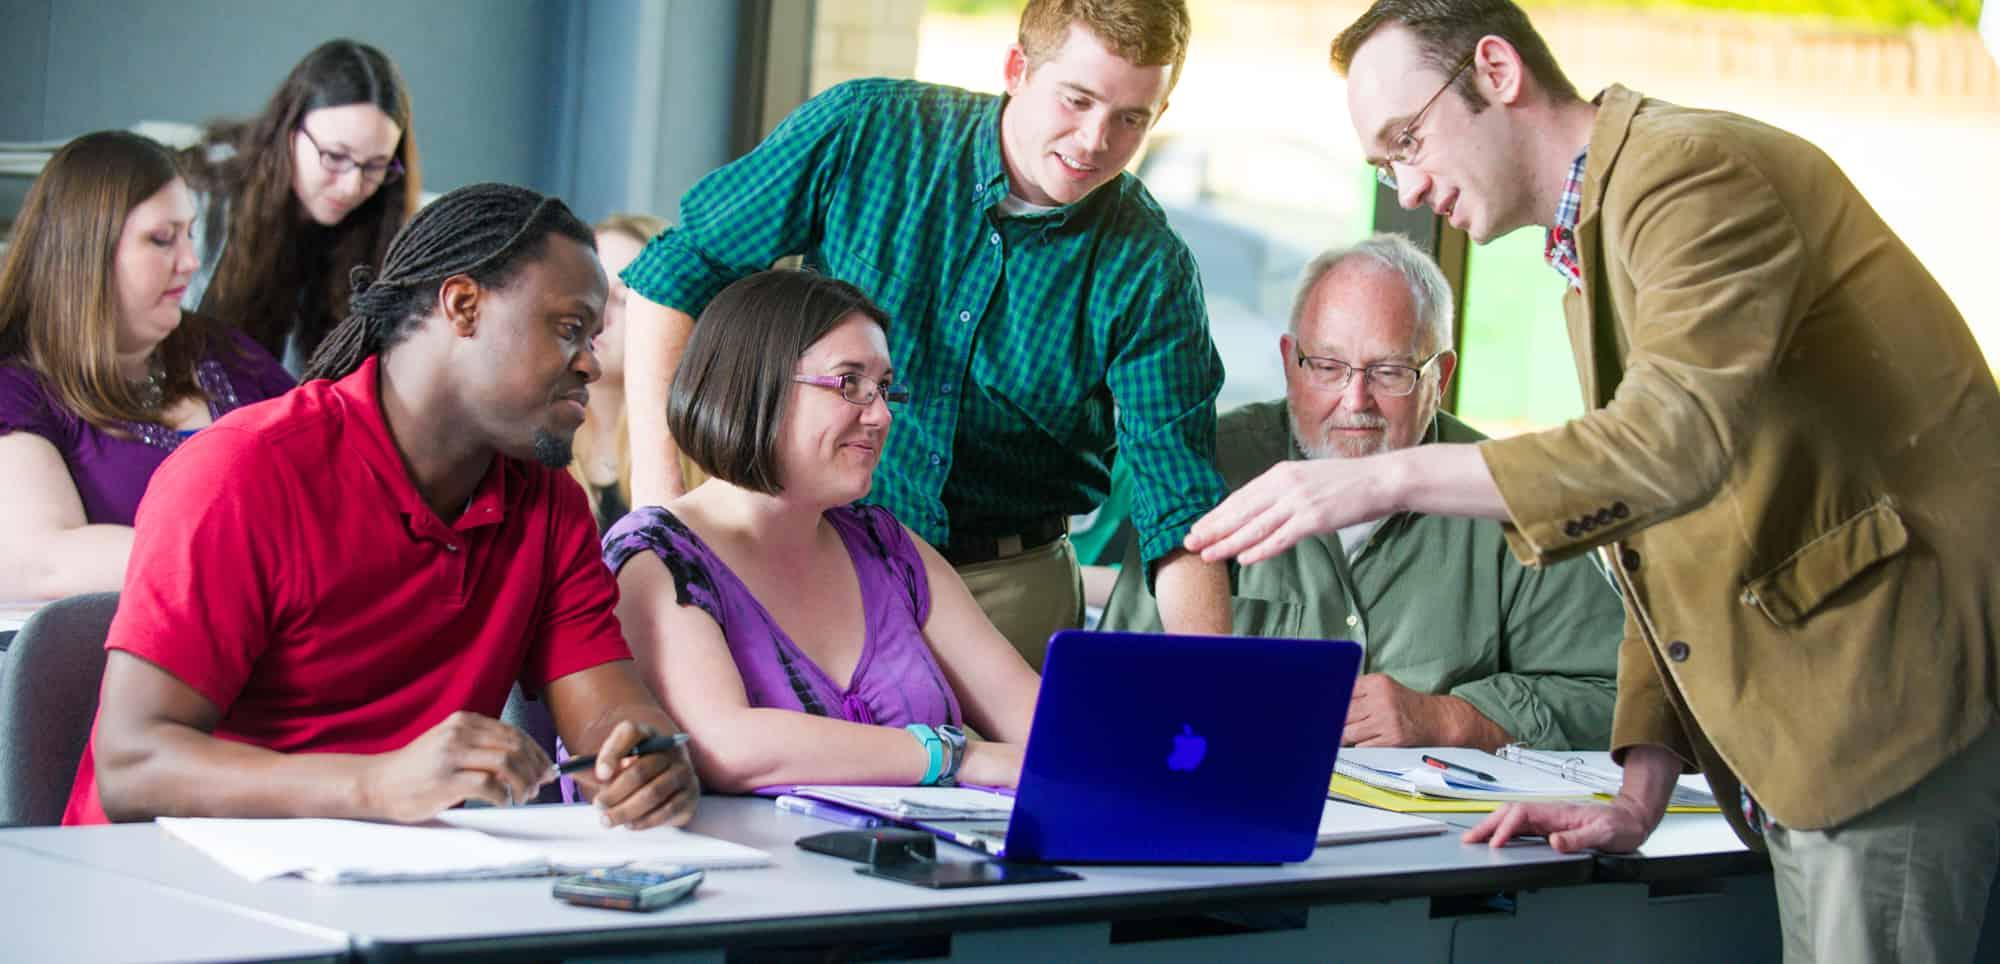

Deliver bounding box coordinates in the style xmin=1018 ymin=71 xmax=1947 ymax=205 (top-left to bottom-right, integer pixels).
xmin=917 ymin=629 xmax=1362 ymax=864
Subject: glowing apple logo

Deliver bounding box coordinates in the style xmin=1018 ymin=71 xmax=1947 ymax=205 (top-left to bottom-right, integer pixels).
xmin=1166 ymin=724 xmax=1207 ymax=772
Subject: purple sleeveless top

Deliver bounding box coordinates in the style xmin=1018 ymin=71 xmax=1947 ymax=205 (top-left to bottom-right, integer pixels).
xmin=0 ymin=330 xmax=294 ymax=525
xmin=603 ymin=504 xmax=963 ymax=728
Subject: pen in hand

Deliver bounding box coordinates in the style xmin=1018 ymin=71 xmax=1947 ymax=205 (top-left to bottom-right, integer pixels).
xmin=1421 ymin=754 xmax=1498 ymax=783
xmin=558 ymin=732 xmax=692 ymax=776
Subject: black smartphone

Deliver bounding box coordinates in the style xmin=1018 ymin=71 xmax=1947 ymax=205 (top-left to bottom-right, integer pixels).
xmin=856 ymin=860 xmax=1080 ymax=889
xmin=552 ymin=866 xmax=705 ymax=912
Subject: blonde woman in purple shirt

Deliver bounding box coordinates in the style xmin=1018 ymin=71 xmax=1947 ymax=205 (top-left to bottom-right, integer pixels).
xmin=0 ymin=132 xmax=293 ymax=600
xmin=605 ymin=269 xmax=1039 ymax=792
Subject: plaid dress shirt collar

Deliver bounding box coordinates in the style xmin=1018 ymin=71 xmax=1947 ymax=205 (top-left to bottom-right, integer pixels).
xmin=1545 ymin=149 xmax=1588 ymax=291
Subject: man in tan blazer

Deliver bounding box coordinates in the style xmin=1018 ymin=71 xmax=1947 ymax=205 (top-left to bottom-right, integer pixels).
xmin=1184 ymin=0 xmax=2000 ymax=959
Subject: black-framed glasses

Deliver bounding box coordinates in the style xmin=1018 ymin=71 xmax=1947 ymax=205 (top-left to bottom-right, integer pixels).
xmin=1293 ymin=346 xmax=1448 ymax=396
xmin=296 ymin=125 xmax=404 ymax=184
xmin=1373 ymin=52 xmax=1475 ymax=191
xmin=794 ymin=372 xmax=910 ymax=407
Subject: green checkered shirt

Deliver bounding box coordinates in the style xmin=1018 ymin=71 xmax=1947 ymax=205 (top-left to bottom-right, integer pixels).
xmin=622 ymin=78 xmax=1226 ymax=563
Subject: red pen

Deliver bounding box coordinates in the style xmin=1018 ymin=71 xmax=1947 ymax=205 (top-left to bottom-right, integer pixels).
xmin=1421 ymin=754 xmax=1497 ymax=783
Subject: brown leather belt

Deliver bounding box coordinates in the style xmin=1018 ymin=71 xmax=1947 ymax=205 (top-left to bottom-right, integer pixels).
xmin=942 ymin=515 xmax=1068 ymax=567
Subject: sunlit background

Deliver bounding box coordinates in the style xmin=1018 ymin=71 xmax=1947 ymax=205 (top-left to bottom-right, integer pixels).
xmin=911 ymin=0 xmax=1996 ymax=436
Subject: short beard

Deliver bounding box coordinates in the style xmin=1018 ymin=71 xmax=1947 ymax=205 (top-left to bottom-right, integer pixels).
xmin=1290 ymin=409 xmax=1389 ymax=461
xmin=531 ymin=428 xmax=574 ymax=468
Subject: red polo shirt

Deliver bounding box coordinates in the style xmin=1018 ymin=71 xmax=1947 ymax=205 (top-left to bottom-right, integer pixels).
xmin=64 ymin=357 xmax=631 ymax=825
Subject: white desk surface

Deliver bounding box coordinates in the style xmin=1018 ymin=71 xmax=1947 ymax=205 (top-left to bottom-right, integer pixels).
xmin=0 ymin=796 xmax=1602 ymax=959
xmin=1427 ymin=809 xmax=1764 ymax=882
xmin=0 ymin=844 xmax=347 ymax=963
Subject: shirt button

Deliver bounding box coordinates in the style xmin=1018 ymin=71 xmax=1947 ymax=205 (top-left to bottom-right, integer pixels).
xmin=929 ymin=452 xmax=943 ymax=466
xmin=1563 ymin=521 xmax=1582 ymax=538
xmin=445 ymin=543 xmax=460 ymax=553
xmin=1620 ymin=547 xmax=1641 ymax=571
xmin=1666 ymin=640 xmax=1690 ymax=662
xmin=989 ymin=232 xmax=1000 ymax=245
xmin=1612 ymin=501 xmax=1630 ymax=519
xmin=1594 ymin=508 xmax=1614 ymax=526
xmin=1345 ymin=614 xmax=1359 ymax=628
xmin=958 ymin=310 xmax=972 ymax=322
xmin=942 ymin=382 xmax=955 ymax=395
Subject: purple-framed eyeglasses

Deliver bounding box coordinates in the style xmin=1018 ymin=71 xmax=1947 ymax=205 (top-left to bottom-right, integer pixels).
xmin=793 ymin=372 xmax=909 ymax=407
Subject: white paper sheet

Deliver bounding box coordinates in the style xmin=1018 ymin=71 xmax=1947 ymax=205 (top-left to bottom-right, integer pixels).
xmin=436 ymin=804 xmax=771 ymax=871
xmin=159 ymin=818 xmax=547 ymax=884
xmin=160 ymin=804 xmax=771 ymax=884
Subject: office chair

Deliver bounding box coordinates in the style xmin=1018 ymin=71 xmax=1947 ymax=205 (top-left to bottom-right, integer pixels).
xmin=0 ymin=592 xmax=117 ymax=827
xmin=501 ymin=683 xmax=566 ymax=804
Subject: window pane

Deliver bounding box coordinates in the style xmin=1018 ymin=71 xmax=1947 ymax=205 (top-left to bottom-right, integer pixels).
xmin=1453 ymin=231 xmax=1587 ymax=438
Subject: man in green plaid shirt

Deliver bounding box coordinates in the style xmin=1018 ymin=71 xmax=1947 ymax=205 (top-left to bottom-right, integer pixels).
xmin=620 ymin=0 xmax=1230 ymax=664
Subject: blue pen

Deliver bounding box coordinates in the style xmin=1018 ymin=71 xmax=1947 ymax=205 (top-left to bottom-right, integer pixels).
xmin=774 ymin=794 xmax=886 ymax=829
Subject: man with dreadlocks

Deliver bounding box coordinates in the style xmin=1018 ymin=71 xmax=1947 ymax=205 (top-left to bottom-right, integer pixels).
xmin=64 ymin=183 xmax=699 ymax=829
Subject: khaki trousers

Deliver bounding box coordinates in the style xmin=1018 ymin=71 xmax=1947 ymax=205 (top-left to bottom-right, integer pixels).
xmin=1763 ymin=722 xmax=2000 ymax=964
xmin=954 ymin=536 xmax=1082 ymax=672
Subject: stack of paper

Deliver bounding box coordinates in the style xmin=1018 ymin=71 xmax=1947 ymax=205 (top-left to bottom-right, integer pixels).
xmin=160 ymin=803 xmax=770 ymax=884
xmin=789 ymin=785 xmax=1014 ymax=820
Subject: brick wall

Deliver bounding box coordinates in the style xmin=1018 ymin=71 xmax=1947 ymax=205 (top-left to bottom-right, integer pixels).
xmin=811 ymin=0 xmax=927 ymax=94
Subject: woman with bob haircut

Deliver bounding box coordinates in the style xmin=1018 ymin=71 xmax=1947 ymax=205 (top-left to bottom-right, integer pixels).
xmin=0 ymin=131 xmax=294 ymax=600
xmin=605 ymin=269 xmax=1039 ymax=792
xmin=179 ymin=38 xmax=420 ymax=369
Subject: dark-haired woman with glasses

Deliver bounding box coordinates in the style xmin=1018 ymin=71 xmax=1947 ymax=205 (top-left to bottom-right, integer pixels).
xmin=604 ymin=269 xmax=1040 ymax=793
xmin=178 ymin=38 xmax=420 ymax=370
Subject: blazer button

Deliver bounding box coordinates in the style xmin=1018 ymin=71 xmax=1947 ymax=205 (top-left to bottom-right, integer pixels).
xmin=1594 ymin=508 xmax=1614 ymax=526
xmin=1666 ymin=640 xmax=1690 ymax=662
xmin=1612 ymin=501 xmax=1630 ymax=519
xmin=1564 ymin=521 xmax=1582 ymax=538
xmin=1620 ymin=547 xmax=1641 ymax=571
xmin=1579 ymin=516 xmax=1596 ymax=532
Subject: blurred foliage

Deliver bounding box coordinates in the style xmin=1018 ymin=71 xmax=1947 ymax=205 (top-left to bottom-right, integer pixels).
xmin=924 ymin=0 xmax=1983 ymax=30
xmin=1553 ymin=0 xmax=1981 ymax=28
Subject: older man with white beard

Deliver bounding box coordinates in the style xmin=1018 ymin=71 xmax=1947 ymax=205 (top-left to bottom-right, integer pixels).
xmin=1101 ymin=233 xmax=1622 ymax=750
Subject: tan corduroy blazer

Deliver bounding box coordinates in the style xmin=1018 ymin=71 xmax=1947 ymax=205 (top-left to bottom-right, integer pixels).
xmin=1480 ymin=85 xmax=2000 ymax=836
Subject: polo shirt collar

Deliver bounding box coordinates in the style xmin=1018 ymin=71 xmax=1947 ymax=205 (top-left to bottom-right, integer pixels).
xmin=980 ymin=92 xmax=1114 ymax=231
xmin=332 ymin=355 xmax=512 ymax=534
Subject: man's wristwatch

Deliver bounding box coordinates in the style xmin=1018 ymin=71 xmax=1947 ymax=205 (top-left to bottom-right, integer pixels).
xmin=936 ymin=724 xmax=969 ymax=786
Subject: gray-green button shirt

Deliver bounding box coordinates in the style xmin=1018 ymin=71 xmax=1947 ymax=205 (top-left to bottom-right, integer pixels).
xmin=1102 ymin=400 xmax=1623 ymax=749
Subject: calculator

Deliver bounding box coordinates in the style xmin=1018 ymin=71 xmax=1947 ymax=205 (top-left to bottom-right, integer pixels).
xmin=552 ymin=866 xmax=705 ymax=912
